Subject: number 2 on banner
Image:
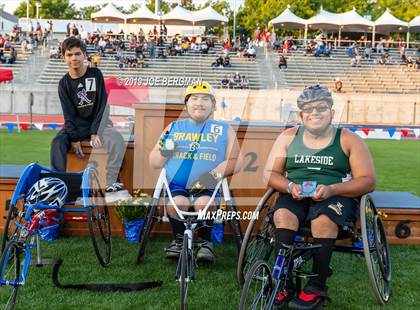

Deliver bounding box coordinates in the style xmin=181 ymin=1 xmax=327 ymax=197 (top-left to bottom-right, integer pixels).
xmin=85 ymin=78 xmax=96 ymax=92
xmin=244 ymin=152 xmax=258 ymax=172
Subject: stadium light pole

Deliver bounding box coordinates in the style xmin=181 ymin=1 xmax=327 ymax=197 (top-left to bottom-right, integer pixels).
xmin=233 ymin=0 xmax=237 ymax=44
xmin=36 ymin=2 xmax=41 ymax=20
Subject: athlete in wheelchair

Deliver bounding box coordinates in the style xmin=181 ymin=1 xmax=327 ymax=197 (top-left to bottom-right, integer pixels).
xmin=145 ymin=81 xmax=243 ymax=263
xmin=237 ymin=85 xmax=391 ymax=309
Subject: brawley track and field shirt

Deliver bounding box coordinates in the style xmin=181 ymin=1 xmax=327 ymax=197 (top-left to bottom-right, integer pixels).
xmin=165 ymin=118 xmax=228 ymax=188
xmin=58 ymin=67 xmax=112 ymax=142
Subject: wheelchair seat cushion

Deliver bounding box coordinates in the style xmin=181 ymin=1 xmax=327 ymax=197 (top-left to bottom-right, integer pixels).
xmin=275 ymin=193 xmax=358 ymax=231
xmin=40 ymin=172 xmax=82 ymax=203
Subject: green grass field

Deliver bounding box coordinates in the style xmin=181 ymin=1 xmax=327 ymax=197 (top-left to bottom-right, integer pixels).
xmin=0 ymin=129 xmax=419 ymax=309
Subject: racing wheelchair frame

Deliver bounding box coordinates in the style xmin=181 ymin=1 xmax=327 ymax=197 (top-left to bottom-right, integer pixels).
xmin=1 ymin=162 xmax=111 ymax=267
xmin=237 ymin=188 xmax=391 ymax=308
xmin=135 ymin=168 xmax=243 ymax=310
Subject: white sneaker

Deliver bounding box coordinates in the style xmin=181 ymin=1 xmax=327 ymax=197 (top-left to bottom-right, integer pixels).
xmin=105 ymin=190 xmax=132 ymax=204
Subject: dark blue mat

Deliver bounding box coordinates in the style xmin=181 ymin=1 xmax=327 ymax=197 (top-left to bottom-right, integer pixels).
xmin=371 ymin=191 xmax=420 ymax=210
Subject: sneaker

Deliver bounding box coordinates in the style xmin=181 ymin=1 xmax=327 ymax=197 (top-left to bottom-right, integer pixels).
xmin=288 ymin=285 xmax=328 ymax=310
xmin=165 ymin=239 xmax=182 ymax=259
xmin=196 ymin=240 xmax=214 ymax=263
xmin=105 ymin=182 xmax=124 ymax=192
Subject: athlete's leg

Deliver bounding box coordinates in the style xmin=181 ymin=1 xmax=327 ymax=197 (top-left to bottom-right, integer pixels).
xmin=101 ymin=126 xmax=125 ymax=187
xmin=50 ymin=129 xmax=71 ymax=171
xmin=167 ymin=195 xmax=190 ymax=238
xmin=193 ymin=195 xmax=216 ymax=242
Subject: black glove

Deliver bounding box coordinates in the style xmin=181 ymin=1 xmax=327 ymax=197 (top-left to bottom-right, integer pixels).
xmin=189 ymin=171 xmax=221 ymax=195
xmin=159 ymin=131 xmax=175 ymax=157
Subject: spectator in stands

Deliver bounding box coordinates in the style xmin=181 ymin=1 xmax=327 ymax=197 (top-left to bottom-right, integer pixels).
xmin=149 ymin=39 xmax=156 ymax=58
xmin=174 ymin=43 xmax=182 ymax=56
xmin=223 ymin=40 xmax=231 ymax=55
xmin=129 ymin=37 xmax=136 ymax=50
xmin=27 ymin=39 xmax=34 ymax=54
xmin=364 ymin=42 xmax=372 ymax=59
xmin=221 ymin=76 xmax=230 ymax=88
xmin=135 ymin=44 xmax=144 ymax=59
xmin=278 ymin=55 xmax=287 ymax=69
xmin=91 ymin=53 xmax=101 ymax=67
xmin=240 ymin=75 xmax=250 ymax=89
xmin=0 ymin=50 xmax=6 ymax=63
xmin=282 ymin=40 xmax=290 ymax=54
xmin=223 ymin=55 xmax=231 ymax=67
xmin=0 ymin=35 xmax=5 ymax=48
xmin=232 ymin=71 xmax=242 ymax=88
xmin=378 ymin=52 xmax=392 ymax=65
xmin=244 ymin=45 xmax=256 ymax=60
xmin=212 ymin=55 xmax=224 ymax=69
xmin=49 ymin=46 xmax=60 ymax=59
xmin=200 ymin=41 xmax=209 ymax=54
xmin=351 ymin=54 xmax=362 ymax=67
xmin=400 ymin=45 xmax=406 ymax=62
xmin=181 ymin=40 xmax=190 ymax=53
xmin=333 ymin=78 xmax=343 ymax=92
xmin=376 ymin=39 xmax=384 ymax=54
xmin=163 ymin=24 xmax=168 ymax=36
xmin=273 ymin=37 xmax=281 ymax=50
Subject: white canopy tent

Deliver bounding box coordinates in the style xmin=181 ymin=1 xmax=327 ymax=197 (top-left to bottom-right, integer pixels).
xmin=409 ymin=15 xmax=420 ymax=33
xmin=126 ymin=4 xmax=159 ymax=24
xmin=306 ymin=7 xmax=343 ymax=46
xmin=91 ymin=3 xmax=127 ymax=37
xmin=269 ymin=4 xmax=307 ymax=29
xmin=374 ymin=8 xmax=409 ymax=46
xmin=193 ymin=6 xmax=228 ymax=27
xmin=339 ymin=8 xmax=374 ymax=32
xmin=91 ymin=3 xmax=126 ymax=23
xmin=161 ymin=5 xmax=195 ymax=26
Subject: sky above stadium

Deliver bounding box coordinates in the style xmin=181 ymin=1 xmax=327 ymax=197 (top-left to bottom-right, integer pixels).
xmin=0 ymin=0 xmax=245 ymax=15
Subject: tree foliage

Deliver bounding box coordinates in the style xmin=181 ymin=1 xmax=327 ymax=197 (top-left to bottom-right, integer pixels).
xmin=14 ymin=0 xmax=78 ymax=19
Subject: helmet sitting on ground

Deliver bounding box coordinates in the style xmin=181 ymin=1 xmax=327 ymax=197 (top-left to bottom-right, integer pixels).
xmin=184 ymin=81 xmax=215 ymax=103
xmin=297 ymin=84 xmax=333 ymax=110
xmin=26 ymin=177 xmax=68 ymax=208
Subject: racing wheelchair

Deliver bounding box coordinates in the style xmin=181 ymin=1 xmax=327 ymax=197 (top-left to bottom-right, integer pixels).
xmin=135 ymin=168 xmax=243 ymax=310
xmin=237 ymin=188 xmax=391 ymax=308
xmin=1 ymin=162 xmax=111 ymax=267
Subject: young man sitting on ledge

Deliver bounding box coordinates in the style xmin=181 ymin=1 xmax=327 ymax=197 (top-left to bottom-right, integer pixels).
xmin=50 ymin=37 xmax=126 ymax=200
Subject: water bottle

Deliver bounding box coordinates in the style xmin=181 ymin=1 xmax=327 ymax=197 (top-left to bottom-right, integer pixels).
xmin=272 ymin=249 xmax=286 ymax=280
xmin=161 ymin=131 xmax=175 ymax=156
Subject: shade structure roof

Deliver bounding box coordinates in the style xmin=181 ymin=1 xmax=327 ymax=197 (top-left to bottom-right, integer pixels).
xmin=269 ymin=5 xmax=307 ymax=29
xmin=306 ymin=7 xmax=341 ymax=30
xmin=193 ymin=6 xmax=228 ymax=26
xmin=91 ymin=3 xmax=126 ymax=23
xmin=339 ymin=8 xmax=374 ymax=32
xmin=374 ymin=8 xmax=409 ymax=33
xmin=409 ymin=15 xmax=420 ymax=33
xmin=161 ymin=5 xmax=195 ymax=25
xmin=126 ymin=4 xmax=159 ymax=24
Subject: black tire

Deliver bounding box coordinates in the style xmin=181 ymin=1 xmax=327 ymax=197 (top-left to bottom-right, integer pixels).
xmin=180 ymin=233 xmax=189 ymax=310
xmin=239 ymin=260 xmax=273 ymax=310
xmin=226 ymin=199 xmax=243 ymax=253
xmin=360 ymin=194 xmax=391 ymax=305
xmin=1 ymin=204 xmax=25 ymax=254
xmin=136 ymin=199 xmax=158 ymax=264
xmin=0 ymin=241 xmax=23 ymax=310
xmin=86 ymin=170 xmax=112 ymax=267
xmin=237 ymin=188 xmax=277 ymax=285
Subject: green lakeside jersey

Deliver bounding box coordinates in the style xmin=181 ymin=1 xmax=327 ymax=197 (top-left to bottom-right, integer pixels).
xmin=285 ymin=126 xmax=352 ymax=185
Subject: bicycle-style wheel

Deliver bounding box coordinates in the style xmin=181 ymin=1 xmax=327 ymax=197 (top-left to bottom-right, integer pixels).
xmin=85 ymin=168 xmax=112 ymax=267
xmin=237 ymin=189 xmax=277 ymax=285
xmin=0 ymin=241 xmax=24 ymax=310
xmin=136 ymin=199 xmax=158 ymax=264
xmin=239 ymin=260 xmax=273 ymax=310
xmin=360 ymin=194 xmax=391 ymax=305
xmin=1 ymin=203 xmax=25 ymax=254
xmin=180 ymin=233 xmax=190 ymax=310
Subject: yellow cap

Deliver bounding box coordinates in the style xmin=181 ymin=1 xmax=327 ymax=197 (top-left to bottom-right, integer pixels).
xmin=184 ymin=81 xmax=215 ymax=103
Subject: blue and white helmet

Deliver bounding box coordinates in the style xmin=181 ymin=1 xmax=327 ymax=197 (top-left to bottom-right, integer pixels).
xmin=26 ymin=177 xmax=68 ymax=208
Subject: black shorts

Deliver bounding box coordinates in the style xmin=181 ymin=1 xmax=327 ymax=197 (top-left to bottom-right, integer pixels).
xmin=274 ymin=194 xmax=359 ymax=228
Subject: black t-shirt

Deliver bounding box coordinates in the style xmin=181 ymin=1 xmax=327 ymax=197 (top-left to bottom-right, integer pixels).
xmin=58 ymin=67 xmax=111 ymax=142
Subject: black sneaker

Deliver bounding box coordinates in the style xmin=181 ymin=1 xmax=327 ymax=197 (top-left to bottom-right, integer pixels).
xmin=273 ymin=286 xmax=295 ymax=309
xmin=288 ymin=285 xmax=328 ymax=310
xmin=196 ymin=240 xmax=214 ymax=263
xmin=105 ymin=182 xmax=124 ymax=192
xmin=165 ymin=239 xmax=182 ymax=259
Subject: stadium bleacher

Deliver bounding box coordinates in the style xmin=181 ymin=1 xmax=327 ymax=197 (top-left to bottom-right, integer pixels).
xmin=0 ymin=43 xmax=30 ymax=78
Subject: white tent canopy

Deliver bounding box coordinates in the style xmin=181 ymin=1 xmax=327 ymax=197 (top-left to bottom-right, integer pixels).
xmin=162 ymin=5 xmax=195 ymax=25
xmin=269 ymin=4 xmax=307 ymax=29
xmin=194 ymin=6 xmax=228 ymax=27
xmin=307 ymin=7 xmax=341 ymax=30
xmin=409 ymin=15 xmax=420 ymax=33
xmin=340 ymin=7 xmax=374 ymax=32
xmin=91 ymin=3 xmax=126 ymax=23
xmin=374 ymin=8 xmax=409 ymax=33
xmin=126 ymin=4 xmax=159 ymax=24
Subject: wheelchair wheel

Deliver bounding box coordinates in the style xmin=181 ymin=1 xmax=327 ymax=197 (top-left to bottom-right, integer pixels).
xmin=1 ymin=204 xmax=25 ymax=254
xmin=237 ymin=188 xmax=277 ymax=285
xmin=226 ymin=198 xmax=243 ymax=253
xmin=85 ymin=170 xmax=111 ymax=267
xmin=239 ymin=260 xmax=273 ymax=310
xmin=0 ymin=241 xmax=24 ymax=310
xmin=136 ymin=199 xmax=158 ymax=264
xmin=179 ymin=233 xmax=191 ymax=310
xmin=360 ymin=194 xmax=391 ymax=305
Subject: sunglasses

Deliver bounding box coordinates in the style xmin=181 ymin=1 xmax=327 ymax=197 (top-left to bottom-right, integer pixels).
xmin=301 ymin=105 xmax=330 ymax=113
